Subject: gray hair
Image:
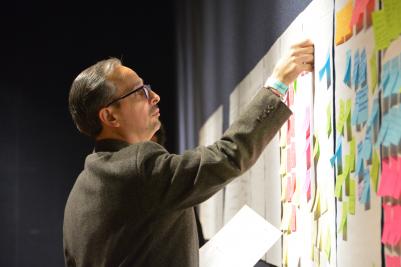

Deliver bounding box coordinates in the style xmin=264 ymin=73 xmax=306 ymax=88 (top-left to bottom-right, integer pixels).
xmin=68 ymin=58 xmax=122 ymax=137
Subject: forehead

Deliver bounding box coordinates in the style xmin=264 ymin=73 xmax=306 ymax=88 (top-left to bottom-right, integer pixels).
xmin=109 ymin=65 xmax=143 ymax=92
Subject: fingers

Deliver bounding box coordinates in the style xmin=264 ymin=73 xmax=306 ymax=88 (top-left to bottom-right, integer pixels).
xmin=291 ymin=39 xmax=314 ymax=48
xmin=293 ymin=54 xmax=314 ymax=64
xmin=291 ymin=46 xmax=314 ymax=56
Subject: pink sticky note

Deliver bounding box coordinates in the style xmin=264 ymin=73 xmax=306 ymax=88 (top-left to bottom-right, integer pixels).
xmin=390 ymin=205 xmax=401 ymax=246
xmin=304 ymin=169 xmax=311 ymax=201
xmin=350 ymin=0 xmax=364 ymax=27
xmin=385 ymin=254 xmax=401 ymax=267
xmin=393 ymin=156 xmax=401 ymax=199
xmin=378 ymin=158 xmax=391 ymax=197
xmin=382 ymin=203 xmax=392 ymax=245
xmin=306 ymin=141 xmax=311 ymax=169
xmin=305 ymin=107 xmax=310 ymax=139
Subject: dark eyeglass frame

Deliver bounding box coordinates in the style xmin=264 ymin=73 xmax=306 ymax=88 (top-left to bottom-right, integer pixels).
xmin=105 ymin=84 xmax=151 ymax=107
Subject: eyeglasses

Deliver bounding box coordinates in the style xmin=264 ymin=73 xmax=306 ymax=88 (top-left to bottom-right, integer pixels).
xmin=105 ymin=84 xmax=151 ymax=107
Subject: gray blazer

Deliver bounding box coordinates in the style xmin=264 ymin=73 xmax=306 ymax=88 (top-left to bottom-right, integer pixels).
xmin=63 ymin=88 xmax=292 ymax=267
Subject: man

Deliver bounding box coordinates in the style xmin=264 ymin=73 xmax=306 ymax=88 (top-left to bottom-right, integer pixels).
xmin=64 ymin=39 xmax=314 ymax=267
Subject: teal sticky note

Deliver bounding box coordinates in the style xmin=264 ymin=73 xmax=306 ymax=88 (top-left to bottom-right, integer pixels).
xmin=359 ymin=49 xmax=367 ymax=87
xmin=360 ymin=169 xmax=371 ymax=204
xmin=362 ymin=126 xmax=373 ymax=161
xmin=377 ymin=116 xmax=390 ymax=146
xmin=344 ymin=49 xmax=352 ymax=87
xmin=356 ymin=142 xmax=364 ymax=175
xmin=368 ymin=98 xmax=379 ymax=127
xmin=353 ymin=50 xmax=360 ymax=90
xmin=356 ymin=85 xmax=369 ymax=125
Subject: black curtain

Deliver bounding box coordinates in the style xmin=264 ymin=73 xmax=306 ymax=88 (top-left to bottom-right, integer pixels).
xmin=175 ymin=0 xmax=313 ymax=152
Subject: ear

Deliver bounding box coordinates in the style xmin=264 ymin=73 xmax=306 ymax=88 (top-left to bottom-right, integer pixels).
xmin=98 ymin=107 xmax=120 ymax=128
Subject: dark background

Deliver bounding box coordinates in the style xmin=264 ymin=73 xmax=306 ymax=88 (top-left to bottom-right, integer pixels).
xmin=0 ymin=1 xmax=312 ymax=266
xmin=0 ymin=2 xmax=176 ymax=266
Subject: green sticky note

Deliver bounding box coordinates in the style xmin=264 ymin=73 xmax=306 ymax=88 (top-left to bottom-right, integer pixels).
xmin=349 ymin=138 xmax=356 ymax=172
xmin=338 ymin=201 xmax=348 ymax=233
xmin=372 ymin=10 xmax=391 ymax=50
xmin=371 ymin=149 xmax=380 ymax=193
xmin=326 ymin=103 xmax=332 ymax=137
xmin=383 ymin=0 xmax=401 ymax=39
xmin=336 ymin=99 xmax=345 ymax=135
xmin=313 ymin=135 xmax=320 ymax=162
xmin=335 ymin=174 xmax=345 ymax=198
xmin=370 ymin=51 xmax=378 ymax=94
xmin=294 ymin=79 xmax=297 ymax=94
xmin=345 ymin=99 xmax=352 ymax=141
xmin=349 ymin=179 xmax=356 ymax=214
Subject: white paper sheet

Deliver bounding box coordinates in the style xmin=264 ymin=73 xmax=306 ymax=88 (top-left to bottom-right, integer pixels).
xmin=199 ymin=205 xmax=282 ymax=267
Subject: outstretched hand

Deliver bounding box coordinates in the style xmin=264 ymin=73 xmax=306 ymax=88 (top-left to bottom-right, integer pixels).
xmin=271 ymin=39 xmax=314 ymax=86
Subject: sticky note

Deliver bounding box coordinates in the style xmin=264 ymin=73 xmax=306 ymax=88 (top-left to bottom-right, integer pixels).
xmin=319 ymin=52 xmax=332 ymax=89
xmin=372 ymin=10 xmax=391 ymax=50
xmin=337 ymin=99 xmax=346 ymax=135
xmin=369 ymin=51 xmax=378 ymax=93
xmin=344 ymin=49 xmax=352 ymax=87
xmin=324 ymin=227 xmax=331 ymax=261
xmin=335 ymin=174 xmax=346 ymax=198
xmin=360 ymin=169 xmax=371 ymax=204
xmin=371 ymin=149 xmax=380 ymax=193
xmin=313 ymin=135 xmax=320 ymax=163
xmin=349 ymin=179 xmax=356 ymax=215
xmin=306 ymin=141 xmax=311 ymax=170
xmin=353 ymin=50 xmax=360 ymax=89
xmin=359 ymin=48 xmax=367 ymax=87
xmin=290 ymin=205 xmax=297 ymax=232
xmin=304 ymin=169 xmax=311 ymax=201
xmin=383 ymin=0 xmax=401 ymax=40
xmin=385 ymin=255 xmax=401 ymax=267
xmin=356 ymin=141 xmax=364 ymax=175
xmin=345 ymin=99 xmax=353 ymax=141
xmin=338 ymin=201 xmax=348 ymax=235
xmin=362 ymin=125 xmax=373 ymax=161
xmin=335 ymin=0 xmax=353 ymax=45
xmin=350 ymin=138 xmax=356 ymax=172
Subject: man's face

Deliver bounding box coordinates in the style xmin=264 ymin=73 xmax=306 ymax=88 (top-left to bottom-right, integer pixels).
xmin=109 ymin=65 xmax=161 ymax=141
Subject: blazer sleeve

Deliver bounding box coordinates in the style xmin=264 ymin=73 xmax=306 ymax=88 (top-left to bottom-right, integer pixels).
xmin=136 ymin=88 xmax=292 ymax=214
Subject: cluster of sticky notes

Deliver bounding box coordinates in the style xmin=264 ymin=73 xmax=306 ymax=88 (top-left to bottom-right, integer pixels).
xmin=343 ymin=48 xmax=368 ymax=90
xmin=377 ymin=105 xmax=401 ymax=147
xmin=319 ymin=52 xmax=332 ymax=89
xmin=381 ymin=203 xmax=401 ymax=246
xmin=380 ymin=55 xmax=401 ymax=98
xmin=386 ymin=254 xmax=401 ymax=267
xmin=336 ymin=0 xmax=353 ymax=45
xmin=372 ymin=0 xmax=401 ymax=50
xmin=377 ymin=156 xmax=401 ymax=199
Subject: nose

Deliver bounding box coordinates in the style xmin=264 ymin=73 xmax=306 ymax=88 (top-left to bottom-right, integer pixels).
xmin=149 ymin=90 xmax=160 ymax=105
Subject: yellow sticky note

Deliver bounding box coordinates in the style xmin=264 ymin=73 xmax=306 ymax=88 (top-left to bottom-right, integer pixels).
xmin=383 ymin=0 xmax=401 ymax=39
xmin=313 ymin=135 xmax=320 ymax=162
xmin=345 ymin=99 xmax=353 ymax=141
xmin=349 ymin=178 xmax=356 ymax=215
xmin=335 ymin=0 xmax=353 ymax=45
xmin=349 ymin=138 xmax=356 ymax=172
xmin=372 ymin=10 xmax=391 ymax=50
xmin=336 ymin=99 xmax=345 ymax=135
xmin=371 ymin=149 xmax=380 ymax=193
xmin=338 ymin=201 xmax=348 ymax=234
xmin=370 ymin=51 xmax=378 ymax=94
xmin=335 ymin=174 xmax=345 ymax=198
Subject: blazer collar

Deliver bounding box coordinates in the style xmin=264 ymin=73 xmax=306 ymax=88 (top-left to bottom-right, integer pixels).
xmin=94 ymin=139 xmax=131 ymax=153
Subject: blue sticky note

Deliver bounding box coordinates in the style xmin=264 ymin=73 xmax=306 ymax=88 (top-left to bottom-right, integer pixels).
xmin=356 ymin=142 xmax=364 ymax=175
xmin=389 ymin=57 xmax=400 ymax=95
xmin=359 ymin=49 xmax=367 ymax=87
xmin=380 ymin=62 xmax=390 ymax=93
xmin=330 ymin=155 xmax=336 ymax=167
xmin=343 ymin=49 xmax=352 ymax=87
xmin=362 ymin=126 xmax=372 ymax=161
xmin=353 ymin=50 xmax=360 ymax=90
xmin=319 ymin=52 xmax=331 ymax=89
xmin=367 ymin=98 xmax=379 ymax=127
xmin=360 ymin=169 xmax=370 ymax=204
xmin=356 ymin=85 xmax=369 ymax=124
xmin=377 ymin=116 xmax=390 ymax=146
